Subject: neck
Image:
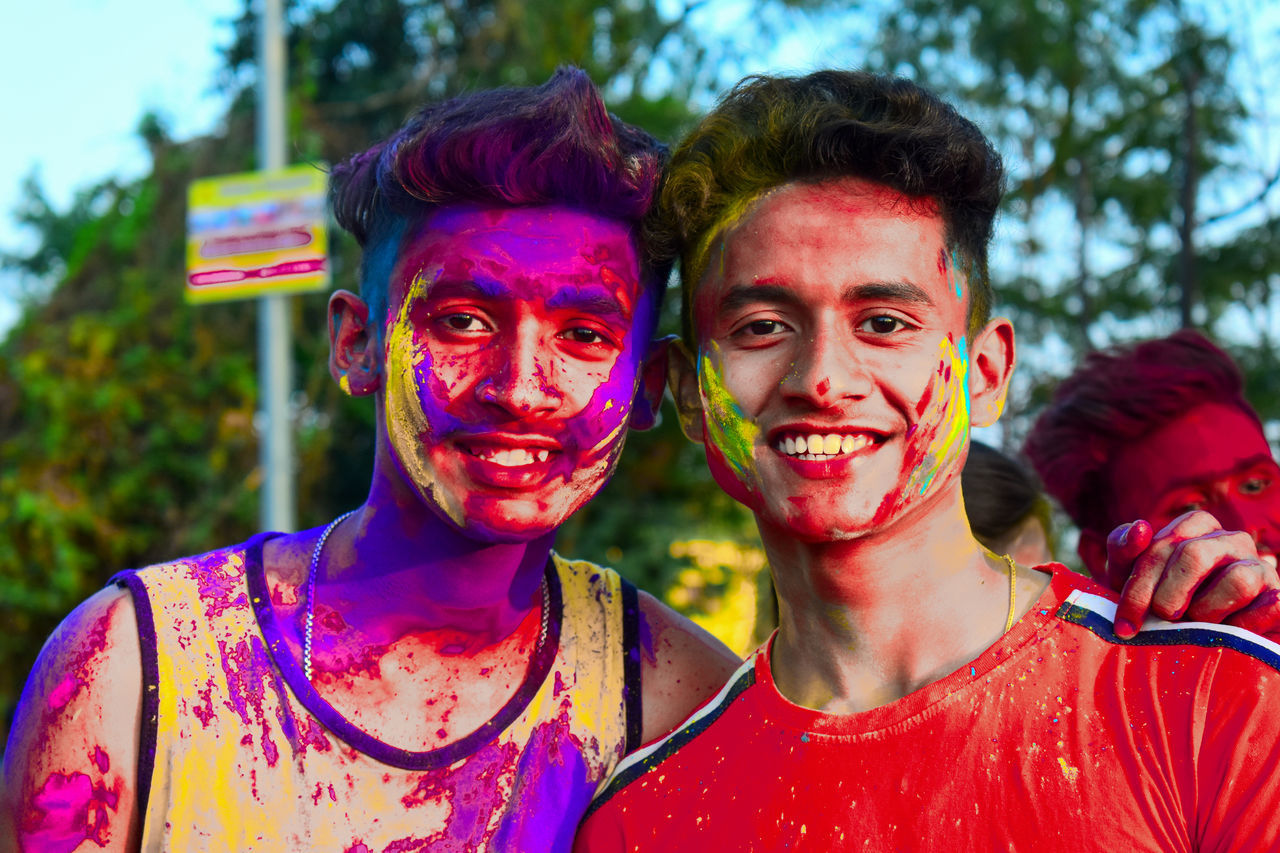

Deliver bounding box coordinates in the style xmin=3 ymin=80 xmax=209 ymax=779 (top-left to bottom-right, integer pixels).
xmin=763 ymin=482 xmax=1027 ymax=714
xmin=315 ymin=471 xmax=554 ymax=643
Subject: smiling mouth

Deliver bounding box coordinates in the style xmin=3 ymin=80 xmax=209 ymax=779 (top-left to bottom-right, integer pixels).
xmin=461 ymin=445 xmax=554 ymax=467
xmin=772 ymin=431 xmax=882 ymax=461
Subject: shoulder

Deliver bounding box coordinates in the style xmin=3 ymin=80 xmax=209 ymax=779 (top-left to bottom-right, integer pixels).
xmin=579 ymin=650 xmax=758 ymax=846
xmin=635 ymin=591 xmax=742 ymax=744
xmin=2 ymin=584 xmax=143 ymax=851
xmin=1055 ymin=574 xmax=1280 ymax=672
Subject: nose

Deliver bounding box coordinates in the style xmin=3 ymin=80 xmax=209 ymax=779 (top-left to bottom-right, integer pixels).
xmin=476 ymin=318 xmax=562 ymax=417
xmin=779 ymin=321 xmax=871 ymax=410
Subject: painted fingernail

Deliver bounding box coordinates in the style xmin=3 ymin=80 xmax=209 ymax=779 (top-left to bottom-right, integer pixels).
xmin=1119 ymin=525 xmax=1130 ymax=547
xmin=1115 ymin=617 xmax=1136 ymax=637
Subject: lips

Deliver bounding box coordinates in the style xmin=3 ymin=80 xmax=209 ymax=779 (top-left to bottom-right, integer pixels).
xmin=452 ymin=433 xmax=564 ymax=486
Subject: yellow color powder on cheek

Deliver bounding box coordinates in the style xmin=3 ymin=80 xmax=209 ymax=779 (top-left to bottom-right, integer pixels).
xmin=382 ymin=276 xmax=466 ymax=526
xmin=697 ymin=344 xmax=760 ymax=482
xmin=903 ymin=336 xmax=971 ymax=498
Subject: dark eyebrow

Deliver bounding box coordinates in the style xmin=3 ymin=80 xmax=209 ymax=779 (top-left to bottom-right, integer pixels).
xmin=717 ymin=280 xmax=935 ymax=315
xmin=1160 ymin=453 xmax=1278 ymax=494
xmin=420 ymin=277 xmax=509 ymax=301
xmin=546 ymin=286 xmax=629 ymax=319
xmin=841 ymin=281 xmax=935 ymax=306
xmin=717 ymin=283 xmax=803 ymax=315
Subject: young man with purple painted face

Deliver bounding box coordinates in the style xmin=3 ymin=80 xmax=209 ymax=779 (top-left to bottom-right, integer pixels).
xmin=0 ymin=69 xmax=739 ymax=852
xmin=575 ymin=71 xmax=1280 ymax=850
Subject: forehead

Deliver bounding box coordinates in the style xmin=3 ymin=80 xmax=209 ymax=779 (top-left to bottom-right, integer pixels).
xmin=696 ymin=178 xmax=950 ymax=312
xmin=1111 ymin=400 xmax=1272 ymax=498
xmin=391 ymin=203 xmax=642 ymax=302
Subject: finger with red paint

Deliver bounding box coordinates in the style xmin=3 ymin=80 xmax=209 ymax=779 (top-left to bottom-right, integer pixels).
xmin=1103 ymin=519 xmax=1153 ymax=594
xmin=1223 ymin=588 xmax=1280 ymax=643
xmin=1114 ymin=512 xmax=1218 ymax=636
xmin=1114 ymin=511 xmax=1276 ymax=638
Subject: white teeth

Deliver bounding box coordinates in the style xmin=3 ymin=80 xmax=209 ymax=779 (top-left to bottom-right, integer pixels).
xmin=774 ymin=432 xmax=877 ymax=458
xmin=473 ymin=447 xmax=549 ymax=466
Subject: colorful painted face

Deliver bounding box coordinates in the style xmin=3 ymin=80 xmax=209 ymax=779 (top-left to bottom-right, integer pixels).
xmin=691 ymin=178 xmax=975 ymax=541
xmin=1105 ymin=400 xmax=1280 ymax=561
xmin=381 ymin=204 xmax=654 ymax=542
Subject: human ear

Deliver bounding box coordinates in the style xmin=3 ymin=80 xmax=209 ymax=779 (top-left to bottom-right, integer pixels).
xmin=329 ymin=290 xmax=381 ymax=396
xmin=666 ymin=339 xmax=705 ymax=443
xmin=629 ymin=335 xmax=676 ymax=432
xmin=1077 ymin=528 xmax=1109 ymax=584
xmin=968 ymin=318 xmax=1016 ymax=428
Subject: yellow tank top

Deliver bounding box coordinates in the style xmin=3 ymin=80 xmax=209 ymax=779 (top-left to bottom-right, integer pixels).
xmin=115 ymin=532 xmax=641 ymax=852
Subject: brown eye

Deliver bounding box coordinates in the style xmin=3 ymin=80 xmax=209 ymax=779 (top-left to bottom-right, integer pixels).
xmin=865 ymin=316 xmax=903 ymax=334
xmin=442 ymin=314 xmax=486 ymax=332
xmin=747 ymin=320 xmax=782 ymax=335
xmin=1241 ymin=478 xmax=1271 ymax=495
xmin=565 ymin=328 xmax=604 ymax=344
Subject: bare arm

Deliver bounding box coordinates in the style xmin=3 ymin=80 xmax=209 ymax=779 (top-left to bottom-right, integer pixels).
xmin=1 ymin=585 xmax=143 ymax=853
xmin=635 ymin=591 xmax=742 ymax=745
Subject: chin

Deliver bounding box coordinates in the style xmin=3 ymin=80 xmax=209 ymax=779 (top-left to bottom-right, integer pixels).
xmin=456 ymin=488 xmax=597 ymax=545
xmin=451 ymin=509 xmax=562 ymax=544
xmin=757 ymin=496 xmax=880 ymax=543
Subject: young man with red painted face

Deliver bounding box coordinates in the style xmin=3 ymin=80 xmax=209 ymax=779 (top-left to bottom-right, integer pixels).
xmin=574 ymin=71 xmax=1280 ymax=850
xmin=0 ymin=69 xmax=740 ymax=852
xmin=1026 ymin=330 xmax=1280 ymax=612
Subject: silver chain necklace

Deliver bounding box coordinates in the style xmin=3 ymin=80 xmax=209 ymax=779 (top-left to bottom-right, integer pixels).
xmin=302 ymin=510 xmax=551 ymax=682
xmin=304 ymin=510 xmax=356 ymax=682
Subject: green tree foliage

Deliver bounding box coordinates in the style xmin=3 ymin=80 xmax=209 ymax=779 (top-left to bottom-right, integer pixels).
xmin=866 ymin=0 xmax=1280 ymax=432
xmin=0 ymin=0 xmax=825 ymax=746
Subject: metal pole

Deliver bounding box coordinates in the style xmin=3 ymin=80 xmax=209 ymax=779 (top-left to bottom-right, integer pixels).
xmin=257 ymin=0 xmax=296 ymax=532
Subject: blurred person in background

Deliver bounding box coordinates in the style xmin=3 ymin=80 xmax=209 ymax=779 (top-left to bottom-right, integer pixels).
xmin=962 ymin=439 xmax=1055 ymax=566
xmin=1026 ymin=329 xmax=1280 ymax=629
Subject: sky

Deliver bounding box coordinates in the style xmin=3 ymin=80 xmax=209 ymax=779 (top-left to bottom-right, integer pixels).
xmin=0 ymin=0 xmax=242 ymax=333
xmin=0 ymin=0 xmax=865 ymax=339
xmin=1 ymin=0 xmax=1274 ymax=344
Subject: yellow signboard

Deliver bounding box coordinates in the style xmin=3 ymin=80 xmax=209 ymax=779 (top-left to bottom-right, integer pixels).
xmin=186 ymin=164 xmax=329 ymax=303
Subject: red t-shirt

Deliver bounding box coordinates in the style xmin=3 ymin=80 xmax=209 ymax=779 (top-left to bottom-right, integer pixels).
xmin=576 ymin=567 xmax=1280 ymax=852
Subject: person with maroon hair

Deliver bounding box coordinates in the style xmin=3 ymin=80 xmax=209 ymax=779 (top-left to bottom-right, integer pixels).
xmin=1026 ymin=329 xmax=1280 ymax=633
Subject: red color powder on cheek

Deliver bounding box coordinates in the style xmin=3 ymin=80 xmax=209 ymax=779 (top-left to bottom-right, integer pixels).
xmin=914 ymin=381 xmax=934 ymax=419
xmin=92 ymin=746 xmax=109 ymax=774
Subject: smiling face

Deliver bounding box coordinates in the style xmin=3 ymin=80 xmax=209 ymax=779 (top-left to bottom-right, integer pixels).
xmin=682 ymin=178 xmax=1003 ymax=542
xmin=379 ymin=204 xmax=656 ymax=542
xmin=1103 ymin=401 xmax=1280 ymax=561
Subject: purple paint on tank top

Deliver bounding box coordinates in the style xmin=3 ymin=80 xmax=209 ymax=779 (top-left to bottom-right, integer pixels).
xmin=490 ymin=712 xmax=594 ymax=852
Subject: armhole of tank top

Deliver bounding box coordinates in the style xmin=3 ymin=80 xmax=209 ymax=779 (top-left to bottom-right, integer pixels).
xmin=620 ymin=576 xmax=643 ymax=754
xmin=110 ymin=570 xmax=158 ymax=840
